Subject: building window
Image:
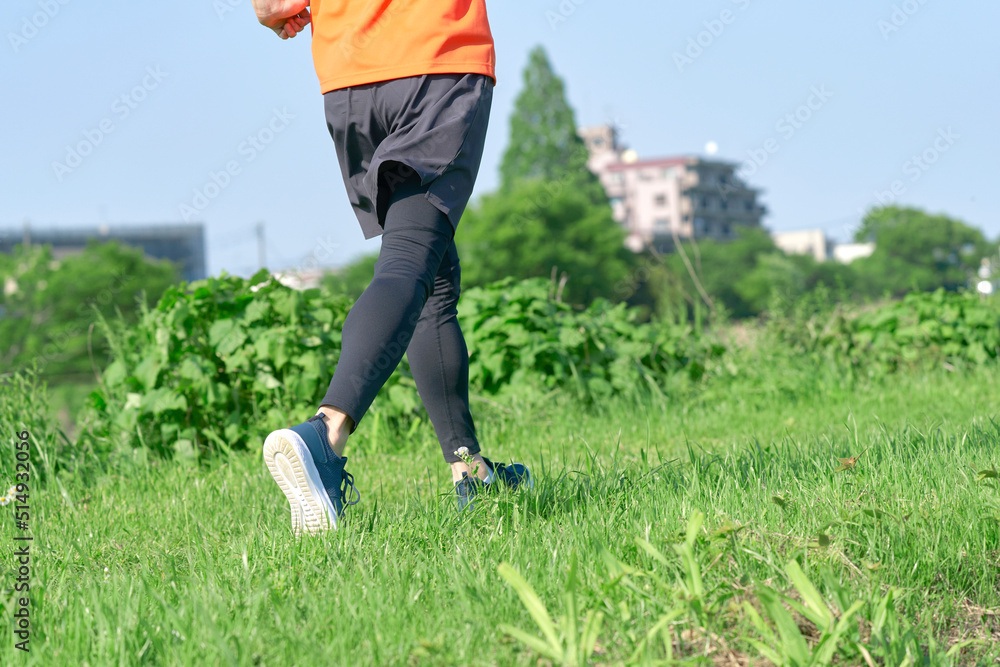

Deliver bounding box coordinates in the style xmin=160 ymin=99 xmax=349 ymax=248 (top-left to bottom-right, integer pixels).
xmin=660 ymin=167 xmax=677 ymax=180
xmin=744 ymin=200 xmax=754 ymax=211
xmin=722 ymin=224 xmax=731 ymax=236
xmin=654 ymin=218 xmax=670 ymax=231
xmin=609 ymin=173 xmax=625 ymax=184
xmin=610 ymin=197 xmax=624 ymax=208
xmin=654 ymin=193 xmax=667 ymax=207
xmin=720 ymin=199 xmax=729 ymax=211
xmin=700 ymin=196 xmax=710 ymax=209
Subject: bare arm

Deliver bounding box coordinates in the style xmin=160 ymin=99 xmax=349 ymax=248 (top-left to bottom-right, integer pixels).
xmin=252 ymin=0 xmax=311 ymax=40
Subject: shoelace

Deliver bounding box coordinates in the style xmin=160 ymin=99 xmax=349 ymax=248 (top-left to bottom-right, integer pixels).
xmin=309 ymin=414 xmax=361 ymax=507
xmin=341 ymin=470 xmax=361 ymax=507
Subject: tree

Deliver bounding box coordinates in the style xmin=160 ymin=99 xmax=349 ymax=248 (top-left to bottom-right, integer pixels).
xmin=0 ymin=241 xmax=178 ymax=383
xmin=457 ymin=180 xmax=633 ymax=305
xmin=456 ymin=45 xmax=634 ymax=305
xmin=853 ymin=206 xmax=991 ymax=295
xmin=645 ymin=229 xmax=858 ymax=319
xmin=499 ymin=46 xmax=605 ymax=203
xmin=651 ymin=228 xmax=777 ymax=319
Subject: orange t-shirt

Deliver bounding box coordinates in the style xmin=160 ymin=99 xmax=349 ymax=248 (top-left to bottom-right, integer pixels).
xmin=310 ymin=0 xmax=496 ymax=94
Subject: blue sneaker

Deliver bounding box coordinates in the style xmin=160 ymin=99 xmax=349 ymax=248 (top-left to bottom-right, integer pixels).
xmin=263 ymin=414 xmax=360 ymax=535
xmin=483 ymin=457 xmax=533 ymax=491
xmin=455 ymin=472 xmax=483 ymax=512
xmin=455 ymin=457 xmax=532 ymax=511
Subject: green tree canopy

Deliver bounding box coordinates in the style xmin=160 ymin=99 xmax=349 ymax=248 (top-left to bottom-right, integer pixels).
xmin=646 ymin=229 xmax=857 ymax=320
xmin=499 ymin=46 xmax=605 ymax=203
xmin=457 ymin=179 xmax=633 ymax=305
xmin=0 ymin=241 xmax=178 ymax=382
xmin=853 ymin=206 xmax=991 ymax=295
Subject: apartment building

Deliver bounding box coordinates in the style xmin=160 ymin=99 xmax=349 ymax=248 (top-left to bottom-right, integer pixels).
xmin=579 ymin=125 xmax=766 ymax=252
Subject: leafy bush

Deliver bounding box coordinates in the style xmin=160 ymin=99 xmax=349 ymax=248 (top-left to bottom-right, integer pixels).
xmin=82 ymin=271 xmax=364 ymax=458
xmin=460 ymin=278 xmax=725 ymax=402
xmin=82 ymin=273 xmax=726 ymax=459
xmin=772 ymin=289 xmax=1000 ymax=374
xmin=80 ymin=265 xmax=999 ymax=462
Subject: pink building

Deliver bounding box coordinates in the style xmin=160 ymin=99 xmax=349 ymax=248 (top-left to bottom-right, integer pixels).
xmin=579 ymin=125 xmax=767 ymax=252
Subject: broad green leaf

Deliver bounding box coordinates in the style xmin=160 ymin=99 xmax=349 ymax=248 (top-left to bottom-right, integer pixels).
xmin=813 ymin=600 xmax=865 ymax=664
xmin=579 ymin=611 xmax=604 ymax=664
xmin=103 ymin=358 xmax=126 ymax=386
xmin=497 ymin=563 xmax=559 ymax=651
xmin=208 ymin=319 xmax=237 ymax=348
xmin=563 ymin=552 xmax=578 ymax=663
xmin=627 ymin=609 xmax=682 ymax=664
xmin=245 ymin=298 xmax=270 ymax=323
xmin=140 ymin=388 xmax=186 ymax=415
xmin=977 ymin=467 xmax=999 ymax=482
xmin=746 ymin=638 xmax=783 ymax=666
xmin=255 ymin=371 xmax=282 ymax=390
xmin=786 ymin=560 xmax=834 ymax=630
xmin=684 ymin=509 xmax=704 ymax=549
xmin=756 ymin=586 xmax=810 ymax=665
xmin=173 ymin=438 xmax=196 ymax=461
xmin=634 ymin=537 xmax=670 ymax=566
xmin=497 ymin=625 xmax=561 ymax=662
xmin=134 ymin=356 xmax=161 ymax=391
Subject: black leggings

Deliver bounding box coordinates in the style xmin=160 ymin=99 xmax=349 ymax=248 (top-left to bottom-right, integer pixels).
xmin=321 ymin=174 xmax=479 ymax=463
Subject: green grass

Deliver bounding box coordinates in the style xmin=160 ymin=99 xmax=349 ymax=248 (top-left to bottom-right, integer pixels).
xmin=3 ymin=366 xmax=1000 ymax=665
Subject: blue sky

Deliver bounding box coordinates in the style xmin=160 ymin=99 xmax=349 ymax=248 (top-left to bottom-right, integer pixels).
xmin=2 ymin=1 xmax=998 ymax=277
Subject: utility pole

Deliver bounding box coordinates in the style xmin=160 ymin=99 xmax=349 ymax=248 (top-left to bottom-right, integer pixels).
xmin=22 ymin=220 xmax=31 ymax=248
xmin=256 ymin=221 xmax=266 ymax=271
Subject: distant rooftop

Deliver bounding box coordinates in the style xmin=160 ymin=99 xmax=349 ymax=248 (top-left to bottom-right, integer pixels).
xmin=603 ymin=155 xmax=742 ymax=172
xmin=605 ymin=156 xmax=690 ymax=171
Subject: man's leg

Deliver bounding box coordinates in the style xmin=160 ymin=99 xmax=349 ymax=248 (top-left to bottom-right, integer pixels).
xmin=405 ymin=240 xmax=490 ymax=482
xmin=262 ymin=172 xmax=455 ymax=533
xmin=317 ymin=172 xmax=454 ymax=453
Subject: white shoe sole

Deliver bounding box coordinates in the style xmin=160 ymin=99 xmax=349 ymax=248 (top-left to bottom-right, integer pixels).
xmin=263 ymin=429 xmax=338 ymax=535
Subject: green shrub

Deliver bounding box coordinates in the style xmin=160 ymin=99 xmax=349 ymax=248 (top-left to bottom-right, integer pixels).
xmin=771 ymin=289 xmax=1000 ymax=374
xmin=460 ymin=277 xmax=725 ymax=402
xmin=82 ymin=273 xmax=726 ymax=460
xmin=81 ymin=271 xmax=363 ymax=458
xmin=80 ymin=267 xmax=999 ymax=462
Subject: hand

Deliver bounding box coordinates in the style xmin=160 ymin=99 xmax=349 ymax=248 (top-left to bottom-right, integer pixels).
xmin=252 ymin=0 xmax=311 ymax=40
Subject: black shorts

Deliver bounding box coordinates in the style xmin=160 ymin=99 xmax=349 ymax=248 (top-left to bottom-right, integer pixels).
xmin=323 ymin=73 xmax=493 ymax=239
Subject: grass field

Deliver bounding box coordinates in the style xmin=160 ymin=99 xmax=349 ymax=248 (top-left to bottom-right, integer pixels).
xmin=3 ymin=365 xmax=1000 ymax=665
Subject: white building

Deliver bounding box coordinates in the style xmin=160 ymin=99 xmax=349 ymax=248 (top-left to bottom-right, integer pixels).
xmin=771 ymin=228 xmax=875 ymax=264
xmin=771 ymin=229 xmax=830 ymax=262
